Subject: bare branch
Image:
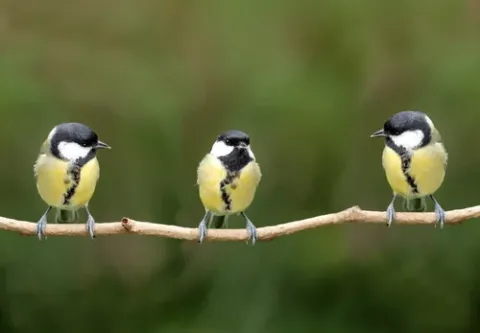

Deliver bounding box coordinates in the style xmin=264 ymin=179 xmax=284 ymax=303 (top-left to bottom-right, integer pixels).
xmin=1 ymin=205 xmax=478 ymax=241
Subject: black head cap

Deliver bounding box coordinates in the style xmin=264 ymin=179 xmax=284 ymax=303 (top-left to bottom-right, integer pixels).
xmin=49 ymin=122 xmax=110 ymax=160
xmin=51 ymin=122 xmax=99 ymax=147
xmin=383 ymin=111 xmax=430 ymax=136
xmin=217 ymin=130 xmax=250 ymax=146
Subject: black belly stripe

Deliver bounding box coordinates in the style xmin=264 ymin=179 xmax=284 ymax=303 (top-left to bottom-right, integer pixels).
xmin=386 ymin=139 xmax=419 ymax=194
xmin=62 ymin=151 xmax=96 ymax=205
xmin=400 ymin=154 xmax=419 ymax=193
xmin=217 ymin=147 xmax=252 ymax=211
xmin=220 ymin=171 xmax=240 ymax=211
xmin=63 ymin=164 xmax=81 ymax=205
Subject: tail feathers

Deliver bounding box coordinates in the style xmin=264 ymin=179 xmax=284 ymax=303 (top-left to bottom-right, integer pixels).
xmin=55 ymin=209 xmax=79 ymax=223
xmin=212 ymin=215 xmax=228 ymax=229
xmin=403 ymin=197 xmax=427 ymax=212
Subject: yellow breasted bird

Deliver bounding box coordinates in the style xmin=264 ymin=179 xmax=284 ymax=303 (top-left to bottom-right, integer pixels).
xmin=34 ymin=122 xmax=110 ymax=239
xmin=197 ymin=130 xmax=262 ymax=244
xmin=371 ymin=111 xmax=448 ymax=227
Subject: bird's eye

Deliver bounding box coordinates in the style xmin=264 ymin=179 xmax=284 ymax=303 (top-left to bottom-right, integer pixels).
xmin=225 ymin=139 xmax=231 ymax=145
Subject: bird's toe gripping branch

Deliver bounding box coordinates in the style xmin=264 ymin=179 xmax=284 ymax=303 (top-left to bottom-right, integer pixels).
xmin=242 ymin=212 xmax=257 ymax=245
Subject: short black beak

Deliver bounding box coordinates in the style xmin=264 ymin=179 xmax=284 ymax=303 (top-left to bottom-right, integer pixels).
xmin=238 ymin=142 xmax=248 ymax=148
xmin=94 ymin=140 xmax=111 ymax=149
xmin=370 ymin=129 xmax=386 ymax=138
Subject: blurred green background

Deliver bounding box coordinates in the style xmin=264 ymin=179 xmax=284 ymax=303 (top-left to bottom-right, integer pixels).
xmin=1 ymin=0 xmax=480 ymax=332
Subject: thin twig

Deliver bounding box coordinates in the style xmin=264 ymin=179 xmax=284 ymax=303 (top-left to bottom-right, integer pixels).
xmin=0 ymin=205 xmax=479 ymax=241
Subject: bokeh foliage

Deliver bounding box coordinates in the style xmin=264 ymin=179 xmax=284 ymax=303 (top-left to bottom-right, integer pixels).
xmin=1 ymin=0 xmax=480 ymax=331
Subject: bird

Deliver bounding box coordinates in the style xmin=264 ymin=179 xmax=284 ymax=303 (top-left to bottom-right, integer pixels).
xmin=33 ymin=122 xmax=111 ymax=240
xmin=196 ymin=130 xmax=262 ymax=244
xmin=371 ymin=111 xmax=448 ymax=227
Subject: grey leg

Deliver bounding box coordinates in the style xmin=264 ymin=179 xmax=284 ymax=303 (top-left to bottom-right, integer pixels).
xmin=36 ymin=206 xmax=52 ymax=240
xmin=430 ymin=195 xmax=446 ymax=228
xmin=198 ymin=211 xmax=212 ymax=243
xmin=85 ymin=206 xmax=96 ymax=239
xmin=241 ymin=212 xmax=257 ymax=245
xmin=386 ymin=194 xmax=397 ymax=227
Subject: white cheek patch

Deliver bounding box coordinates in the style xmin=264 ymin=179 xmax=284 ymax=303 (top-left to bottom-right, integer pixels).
xmin=210 ymin=140 xmax=234 ymax=157
xmin=390 ymin=130 xmax=424 ymax=150
xmin=247 ymin=146 xmax=255 ymax=159
xmin=58 ymin=141 xmax=91 ymax=161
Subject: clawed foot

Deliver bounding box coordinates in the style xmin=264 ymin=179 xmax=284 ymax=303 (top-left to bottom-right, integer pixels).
xmin=84 ymin=206 xmax=96 ymax=239
xmin=36 ymin=216 xmax=47 ymax=240
xmin=242 ymin=212 xmax=257 ymax=245
xmin=36 ymin=207 xmax=51 ymax=240
xmin=431 ymin=195 xmax=446 ymax=228
xmin=86 ymin=215 xmax=96 ymax=239
xmin=386 ymin=195 xmax=397 ymax=227
xmin=198 ymin=220 xmax=208 ymax=243
xmin=198 ymin=211 xmax=211 ymax=244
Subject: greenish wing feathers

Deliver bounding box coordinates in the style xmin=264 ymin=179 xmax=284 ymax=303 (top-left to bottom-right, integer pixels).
xmin=39 ymin=139 xmax=49 ymax=155
xmin=55 ymin=209 xmax=79 ymax=223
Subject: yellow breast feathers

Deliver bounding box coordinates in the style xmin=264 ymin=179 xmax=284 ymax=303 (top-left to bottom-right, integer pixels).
xmin=409 ymin=143 xmax=447 ymax=195
xmin=382 ymin=143 xmax=447 ymax=197
xmin=34 ymin=154 xmax=100 ymax=209
xmin=197 ymin=154 xmax=261 ymax=215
